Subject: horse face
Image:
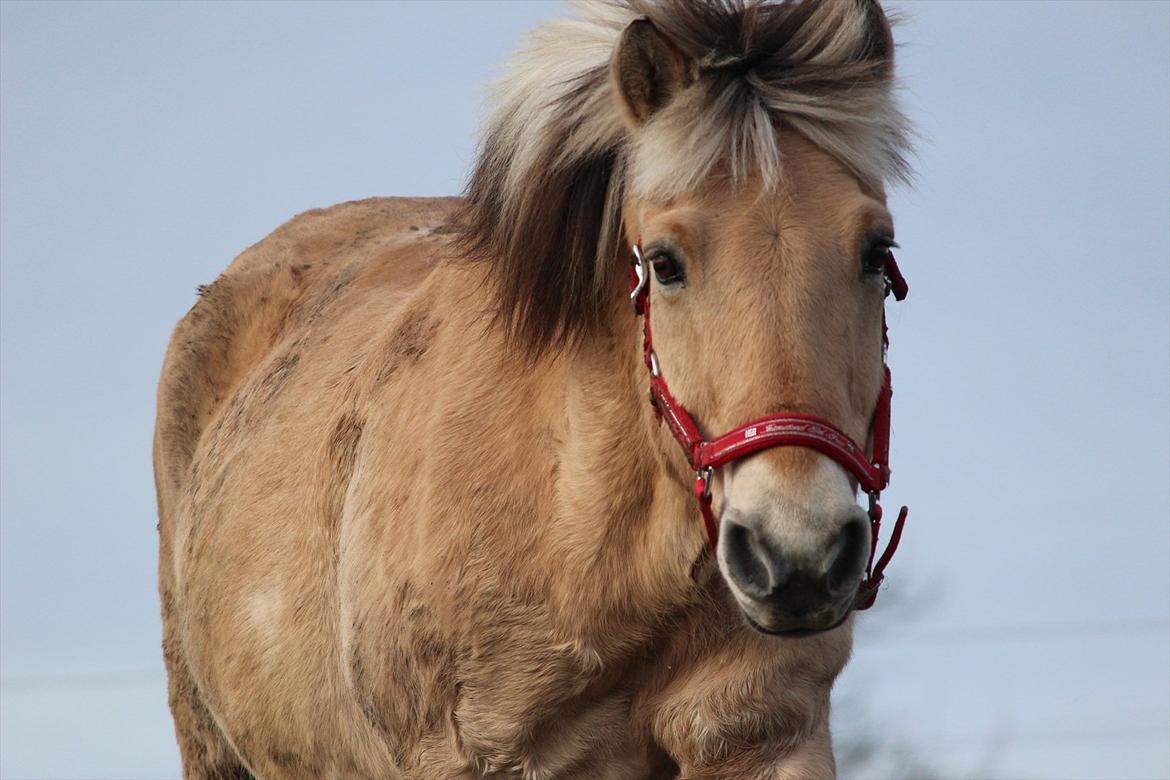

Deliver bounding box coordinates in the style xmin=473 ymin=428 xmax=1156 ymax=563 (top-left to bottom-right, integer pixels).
xmin=627 ymin=135 xmax=893 ymax=634
xmin=597 ymin=2 xmax=907 ymax=635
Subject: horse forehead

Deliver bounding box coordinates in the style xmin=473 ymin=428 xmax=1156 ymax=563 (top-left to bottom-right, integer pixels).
xmin=690 ymin=150 xmax=888 ymax=242
xmin=634 ymin=125 xmax=890 ymax=225
xmin=778 ymin=129 xmax=884 ymax=192
xmin=702 ymin=137 xmax=884 ymax=237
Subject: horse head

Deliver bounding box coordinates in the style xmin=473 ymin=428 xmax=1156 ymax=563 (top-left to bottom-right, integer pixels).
xmin=461 ymin=0 xmax=912 ymax=636
xmin=612 ymin=2 xmax=909 ymax=634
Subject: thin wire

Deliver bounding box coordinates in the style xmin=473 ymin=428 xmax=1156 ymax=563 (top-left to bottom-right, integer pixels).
xmin=2 ymin=670 xmax=164 ymax=692
xmin=861 ymin=616 xmax=1170 ymax=646
xmin=869 ymin=722 xmax=1170 ymax=751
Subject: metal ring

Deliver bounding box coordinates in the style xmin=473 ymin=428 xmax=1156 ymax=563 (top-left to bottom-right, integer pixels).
xmin=648 ymin=350 xmax=660 ymax=377
xmin=629 ymin=245 xmax=648 ymax=312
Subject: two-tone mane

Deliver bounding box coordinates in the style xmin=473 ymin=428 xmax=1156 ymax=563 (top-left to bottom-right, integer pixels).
xmin=458 ymin=0 xmax=912 ymax=350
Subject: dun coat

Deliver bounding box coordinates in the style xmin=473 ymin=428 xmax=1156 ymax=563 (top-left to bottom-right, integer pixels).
xmin=154 ymin=1 xmax=913 ymax=777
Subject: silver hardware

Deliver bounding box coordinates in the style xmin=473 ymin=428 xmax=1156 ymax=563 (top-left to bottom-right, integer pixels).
xmin=699 ymin=466 xmax=714 ymax=501
xmin=648 ymin=349 xmax=660 ymax=377
xmin=630 ymin=244 xmax=648 ymax=313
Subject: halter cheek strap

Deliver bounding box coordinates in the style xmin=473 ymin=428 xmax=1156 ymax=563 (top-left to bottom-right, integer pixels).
xmin=629 ymin=242 xmax=909 ymax=610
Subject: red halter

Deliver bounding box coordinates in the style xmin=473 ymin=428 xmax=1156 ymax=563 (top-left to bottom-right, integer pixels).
xmin=629 ymin=242 xmax=909 ymax=610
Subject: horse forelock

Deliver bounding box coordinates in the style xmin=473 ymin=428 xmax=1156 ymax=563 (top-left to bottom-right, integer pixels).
xmin=455 ymin=0 xmax=914 ymax=354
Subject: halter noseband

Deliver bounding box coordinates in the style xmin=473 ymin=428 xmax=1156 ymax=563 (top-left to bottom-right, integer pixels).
xmin=629 ymin=241 xmax=909 ymax=610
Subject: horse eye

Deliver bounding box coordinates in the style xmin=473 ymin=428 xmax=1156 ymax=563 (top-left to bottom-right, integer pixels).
xmin=651 ymin=251 xmax=685 ymax=286
xmin=863 ymin=243 xmax=892 ymax=275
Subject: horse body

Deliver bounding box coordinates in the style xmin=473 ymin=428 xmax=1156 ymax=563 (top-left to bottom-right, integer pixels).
xmin=157 ymin=2 xmax=913 ymax=777
xmin=156 ymin=196 xmax=847 ymax=778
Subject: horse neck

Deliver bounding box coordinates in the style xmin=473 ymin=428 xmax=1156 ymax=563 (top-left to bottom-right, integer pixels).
xmin=543 ymin=310 xmax=709 ymax=636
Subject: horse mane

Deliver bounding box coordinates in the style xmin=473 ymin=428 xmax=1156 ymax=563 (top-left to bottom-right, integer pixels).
xmin=456 ymin=0 xmax=913 ymax=352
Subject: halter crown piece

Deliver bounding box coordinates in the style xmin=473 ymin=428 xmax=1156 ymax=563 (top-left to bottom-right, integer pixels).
xmin=628 ymin=241 xmax=909 ymax=611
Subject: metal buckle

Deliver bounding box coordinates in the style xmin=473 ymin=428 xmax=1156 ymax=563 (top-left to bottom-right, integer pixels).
xmin=699 ymin=466 xmax=714 ymax=501
xmin=630 ymin=244 xmax=648 ymax=313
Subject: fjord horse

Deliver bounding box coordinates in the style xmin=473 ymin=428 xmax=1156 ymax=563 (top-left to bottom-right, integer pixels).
xmin=154 ymin=1 xmax=913 ymax=777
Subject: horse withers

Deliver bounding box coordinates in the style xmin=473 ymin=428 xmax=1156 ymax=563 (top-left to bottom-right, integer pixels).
xmin=154 ymin=1 xmax=913 ymax=777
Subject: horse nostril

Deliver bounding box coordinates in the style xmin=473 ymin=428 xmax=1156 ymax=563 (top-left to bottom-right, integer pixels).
xmin=825 ymin=514 xmax=870 ymax=596
xmin=721 ymin=518 xmax=788 ymax=600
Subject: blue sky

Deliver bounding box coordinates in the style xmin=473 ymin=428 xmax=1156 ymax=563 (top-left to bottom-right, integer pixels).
xmin=1 ymin=2 xmax=1167 ymax=778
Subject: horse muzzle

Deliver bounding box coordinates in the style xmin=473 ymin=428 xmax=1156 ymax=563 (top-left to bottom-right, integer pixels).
xmin=718 ymin=501 xmax=871 ymax=636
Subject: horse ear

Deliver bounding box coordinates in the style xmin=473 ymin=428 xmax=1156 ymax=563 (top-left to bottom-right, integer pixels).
xmin=610 ymin=18 xmax=693 ymax=127
xmin=856 ymin=0 xmax=896 ymax=76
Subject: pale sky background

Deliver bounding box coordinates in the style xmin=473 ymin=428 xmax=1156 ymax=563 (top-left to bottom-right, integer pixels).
xmin=1 ymin=2 xmax=1167 ymax=779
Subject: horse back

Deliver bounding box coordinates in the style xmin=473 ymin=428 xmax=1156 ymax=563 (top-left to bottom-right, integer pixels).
xmin=154 ymin=196 xmax=458 ymax=502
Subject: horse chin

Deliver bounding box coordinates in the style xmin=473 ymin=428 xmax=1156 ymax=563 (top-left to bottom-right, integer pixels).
xmin=739 ymin=602 xmax=852 ymax=638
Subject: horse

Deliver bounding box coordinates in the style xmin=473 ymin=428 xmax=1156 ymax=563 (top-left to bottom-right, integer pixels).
xmin=153 ymin=1 xmax=914 ymax=777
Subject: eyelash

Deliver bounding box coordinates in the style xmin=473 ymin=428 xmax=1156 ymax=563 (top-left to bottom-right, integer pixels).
xmin=649 ymin=249 xmax=685 ymax=286
xmin=863 ymin=239 xmax=897 ymax=275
